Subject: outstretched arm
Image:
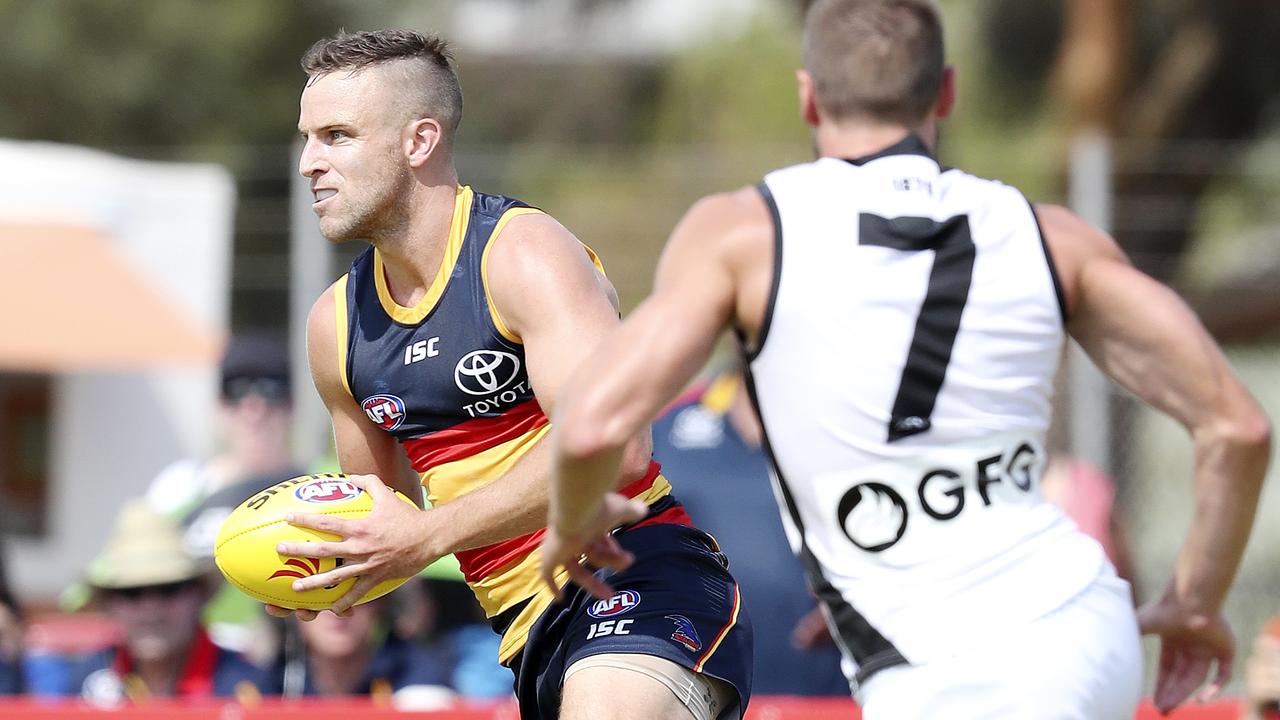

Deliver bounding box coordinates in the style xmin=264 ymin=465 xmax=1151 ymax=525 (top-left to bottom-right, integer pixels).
xmin=1040 ymin=204 xmax=1272 ymax=713
xmin=542 ymin=188 xmax=774 ymax=596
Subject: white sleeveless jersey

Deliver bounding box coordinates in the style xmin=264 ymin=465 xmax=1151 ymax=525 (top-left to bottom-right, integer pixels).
xmin=747 ymin=136 xmax=1107 ymax=684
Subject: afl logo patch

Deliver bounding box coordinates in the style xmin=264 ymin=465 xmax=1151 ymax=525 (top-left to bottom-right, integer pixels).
xmin=454 ymin=350 xmax=521 ymax=396
xmin=362 ymin=394 xmax=406 ymax=431
xmin=294 ymin=479 xmax=361 ymax=504
xmin=588 ymin=589 xmax=641 ymax=619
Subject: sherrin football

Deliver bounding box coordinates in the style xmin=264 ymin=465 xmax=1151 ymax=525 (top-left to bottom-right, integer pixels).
xmin=214 ymin=474 xmax=418 ymax=610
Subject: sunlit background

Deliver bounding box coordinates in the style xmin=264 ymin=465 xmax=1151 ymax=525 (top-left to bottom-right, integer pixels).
xmin=0 ymin=0 xmax=1277 ymax=709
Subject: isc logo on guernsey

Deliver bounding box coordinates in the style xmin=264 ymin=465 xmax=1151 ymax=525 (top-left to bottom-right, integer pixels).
xmin=362 ymin=394 xmax=406 ymax=431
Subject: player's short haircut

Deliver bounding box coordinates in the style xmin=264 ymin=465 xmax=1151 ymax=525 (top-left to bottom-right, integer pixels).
xmin=804 ymin=0 xmax=945 ymax=126
xmin=302 ymin=29 xmax=464 ymax=144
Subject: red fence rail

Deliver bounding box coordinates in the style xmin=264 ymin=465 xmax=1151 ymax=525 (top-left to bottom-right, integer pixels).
xmin=0 ymin=697 xmax=1243 ymax=719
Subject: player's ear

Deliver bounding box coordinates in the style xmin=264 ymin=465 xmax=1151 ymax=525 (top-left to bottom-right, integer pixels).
xmin=406 ymin=117 xmax=444 ymax=168
xmin=935 ymin=66 xmax=957 ymax=121
xmin=797 ymin=69 xmax=821 ymax=128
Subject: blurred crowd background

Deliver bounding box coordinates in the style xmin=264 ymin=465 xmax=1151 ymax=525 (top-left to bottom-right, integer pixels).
xmin=0 ymin=0 xmax=1278 ymax=708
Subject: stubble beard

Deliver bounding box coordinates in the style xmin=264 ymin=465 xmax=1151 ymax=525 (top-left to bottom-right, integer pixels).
xmin=319 ymin=164 xmax=414 ymax=244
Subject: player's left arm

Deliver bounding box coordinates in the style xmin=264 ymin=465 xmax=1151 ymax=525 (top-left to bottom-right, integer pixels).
xmin=398 ymin=212 xmax=654 ymax=556
xmin=541 ymin=188 xmax=770 ymax=597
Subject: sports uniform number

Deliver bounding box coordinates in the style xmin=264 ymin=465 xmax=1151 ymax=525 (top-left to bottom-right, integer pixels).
xmin=858 ymin=214 xmax=975 ymax=442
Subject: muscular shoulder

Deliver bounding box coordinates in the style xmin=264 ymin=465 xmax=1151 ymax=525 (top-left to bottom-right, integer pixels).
xmin=305 ymin=280 xmax=346 ymax=402
xmin=1034 ymin=203 xmax=1129 ymax=315
xmin=668 ymin=186 xmax=773 ymax=262
xmin=485 ymin=211 xmax=590 ymax=280
xmin=658 ymin=187 xmax=774 ymax=337
xmin=485 ymin=211 xmax=617 ymax=338
xmin=306 ymin=281 xmax=339 ymax=354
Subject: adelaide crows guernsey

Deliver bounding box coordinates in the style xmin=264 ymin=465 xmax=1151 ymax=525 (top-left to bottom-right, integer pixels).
xmin=336 ymin=185 xmax=673 ymax=664
xmin=747 ymin=135 xmax=1108 ymax=683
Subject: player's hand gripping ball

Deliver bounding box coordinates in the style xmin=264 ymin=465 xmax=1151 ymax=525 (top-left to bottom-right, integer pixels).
xmin=215 ymin=474 xmax=417 ymax=610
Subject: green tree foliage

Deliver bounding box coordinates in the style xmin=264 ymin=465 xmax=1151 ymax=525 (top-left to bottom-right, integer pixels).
xmin=0 ymin=0 xmax=355 ymax=165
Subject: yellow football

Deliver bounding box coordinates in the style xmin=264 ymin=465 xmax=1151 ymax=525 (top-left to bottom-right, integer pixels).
xmin=214 ymin=474 xmax=418 ymax=610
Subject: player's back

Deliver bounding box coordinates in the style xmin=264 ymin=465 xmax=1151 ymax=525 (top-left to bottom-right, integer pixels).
xmin=750 ymin=134 xmax=1107 ymax=675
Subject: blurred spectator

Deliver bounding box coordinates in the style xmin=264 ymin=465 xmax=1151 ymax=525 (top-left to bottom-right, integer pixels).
xmin=147 ymin=329 xmax=302 ymax=523
xmin=1040 ymin=455 xmax=1139 ymax=596
xmin=652 ymin=361 xmax=848 ymax=696
xmin=144 ymin=329 xmax=305 ymax=660
xmin=1244 ymin=615 xmax=1280 ymax=720
xmin=407 ymin=577 xmax=512 ymax=701
xmin=67 ymin=500 xmax=270 ymax=704
xmin=0 ymin=544 xmax=23 ymax=694
xmin=269 ymin=594 xmax=456 ymax=709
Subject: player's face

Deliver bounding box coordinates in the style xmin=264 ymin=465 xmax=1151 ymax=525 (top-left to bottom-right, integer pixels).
xmin=298 ymin=67 xmax=413 ymax=243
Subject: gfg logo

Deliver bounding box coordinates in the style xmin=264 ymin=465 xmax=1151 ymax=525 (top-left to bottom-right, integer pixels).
xmin=835 ymin=442 xmax=1043 ymax=553
xmin=588 ymin=590 xmax=641 ymax=619
xmin=362 ymin=394 xmax=406 ymax=431
xmin=454 ymin=350 xmax=521 ymax=396
xmin=295 ymin=479 xmax=361 ymax=504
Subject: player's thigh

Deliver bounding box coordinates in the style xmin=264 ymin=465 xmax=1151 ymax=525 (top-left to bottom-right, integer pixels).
xmin=560 ymin=662 xmax=694 ymax=720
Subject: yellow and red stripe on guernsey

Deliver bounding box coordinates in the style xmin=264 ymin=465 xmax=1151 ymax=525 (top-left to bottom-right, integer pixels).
xmin=404 ymin=401 xmax=680 ymax=663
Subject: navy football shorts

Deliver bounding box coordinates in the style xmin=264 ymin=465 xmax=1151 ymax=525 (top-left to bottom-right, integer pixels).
xmin=510 ymin=515 xmax=754 ymax=719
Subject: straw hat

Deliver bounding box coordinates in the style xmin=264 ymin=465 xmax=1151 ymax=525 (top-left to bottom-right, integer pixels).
xmin=86 ymin=500 xmax=207 ymax=590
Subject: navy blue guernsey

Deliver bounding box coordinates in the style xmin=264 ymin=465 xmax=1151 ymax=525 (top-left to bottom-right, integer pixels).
xmin=333 ymin=185 xmax=676 ymax=665
xmin=344 ymin=187 xmax=536 ymax=440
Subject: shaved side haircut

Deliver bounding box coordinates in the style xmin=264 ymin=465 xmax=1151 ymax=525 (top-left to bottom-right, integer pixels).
xmin=804 ymin=0 xmax=945 ymax=126
xmin=302 ymin=29 xmax=464 ymax=145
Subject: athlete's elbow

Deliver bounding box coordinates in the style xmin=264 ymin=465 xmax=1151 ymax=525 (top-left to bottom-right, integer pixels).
xmin=1232 ymin=409 xmax=1273 ymax=464
xmin=555 ymin=411 xmax=630 ymax=463
xmin=618 ymin=431 xmax=654 ymax=485
xmin=1200 ymin=403 xmax=1273 ymax=477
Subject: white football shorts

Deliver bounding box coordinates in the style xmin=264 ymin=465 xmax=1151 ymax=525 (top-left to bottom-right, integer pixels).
xmin=856 ymin=571 xmax=1142 ymax=720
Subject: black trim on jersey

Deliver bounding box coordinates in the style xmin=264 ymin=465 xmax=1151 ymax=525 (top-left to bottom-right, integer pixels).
xmin=739 ymin=364 xmax=908 ymax=686
xmin=742 ymin=181 xmax=784 ymax=363
xmin=842 ymin=133 xmax=934 ymax=166
xmin=1023 ymin=196 xmax=1069 ymax=326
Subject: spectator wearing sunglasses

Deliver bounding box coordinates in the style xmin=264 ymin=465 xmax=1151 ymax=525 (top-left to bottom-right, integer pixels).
xmin=66 ymin=501 xmax=271 ymax=704
xmin=146 ymin=329 xmax=302 ymax=524
xmin=143 ymin=330 xmax=306 ymax=662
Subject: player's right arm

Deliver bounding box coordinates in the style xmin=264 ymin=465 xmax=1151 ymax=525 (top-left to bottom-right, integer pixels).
xmin=264 ymin=281 xmax=435 ymax=620
xmin=1038 ymin=204 xmax=1272 ymax=714
xmin=306 ymin=282 xmax=410 ymax=488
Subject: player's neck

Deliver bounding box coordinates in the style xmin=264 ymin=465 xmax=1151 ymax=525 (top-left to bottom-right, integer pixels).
xmin=814 ymin=119 xmax=937 ymax=161
xmin=372 ymin=177 xmax=460 ymax=306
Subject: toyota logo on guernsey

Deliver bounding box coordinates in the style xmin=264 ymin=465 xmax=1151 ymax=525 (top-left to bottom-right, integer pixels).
xmin=362 ymin=394 xmax=406 ymax=431
xmin=294 ymin=479 xmax=361 ymax=504
xmin=454 ymin=350 xmax=521 ymax=396
xmin=588 ymin=590 xmax=641 ymax=619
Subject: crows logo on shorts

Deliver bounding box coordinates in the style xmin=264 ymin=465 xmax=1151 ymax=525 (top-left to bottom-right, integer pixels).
xmin=666 ymin=614 xmax=702 ymax=652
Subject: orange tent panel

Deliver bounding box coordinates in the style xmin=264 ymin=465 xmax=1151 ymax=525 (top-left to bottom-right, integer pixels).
xmin=0 ymin=223 xmax=220 ymax=371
